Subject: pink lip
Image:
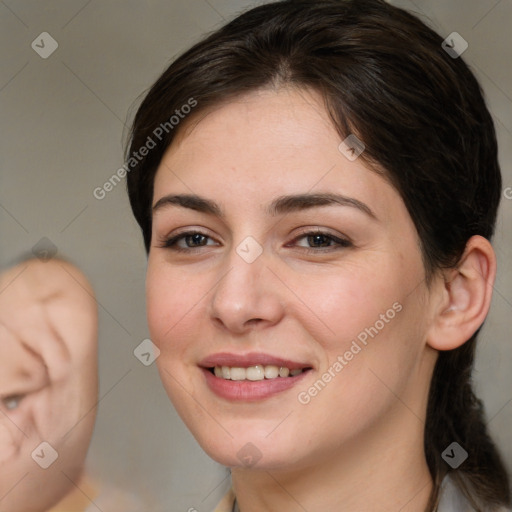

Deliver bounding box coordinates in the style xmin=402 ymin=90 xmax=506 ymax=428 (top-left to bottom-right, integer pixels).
xmin=198 ymin=352 xmax=313 ymax=402
xmin=199 ymin=352 xmax=311 ymax=370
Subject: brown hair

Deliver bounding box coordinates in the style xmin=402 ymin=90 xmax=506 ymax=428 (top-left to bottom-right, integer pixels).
xmin=125 ymin=0 xmax=510 ymax=508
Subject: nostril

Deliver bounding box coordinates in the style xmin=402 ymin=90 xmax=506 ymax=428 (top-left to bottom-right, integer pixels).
xmin=246 ymin=318 xmax=263 ymax=325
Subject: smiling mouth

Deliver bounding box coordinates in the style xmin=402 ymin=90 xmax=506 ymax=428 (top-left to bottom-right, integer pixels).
xmin=208 ymin=365 xmax=312 ymax=381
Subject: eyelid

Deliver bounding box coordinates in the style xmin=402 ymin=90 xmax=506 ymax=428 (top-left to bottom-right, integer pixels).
xmin=287 ymin=228 xmax=353 ymax=251
xmin=291 ymin=226 xmax=351 ymax=240
xmin=157 ymin=228 xmax=221 ymax=250
xmin=158 ymin=226 xmax=352 ymax=253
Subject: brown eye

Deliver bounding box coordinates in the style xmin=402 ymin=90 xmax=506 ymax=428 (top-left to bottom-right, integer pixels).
xmin=289 ymin=230 xmax=352 ymax=252
xmin=184 ymin=233 xmax=209 ymax=247
xmin=159 ymin=230 xmax=220 ymax=251
xmin=307 ymin=233 xmax=333 ymax=247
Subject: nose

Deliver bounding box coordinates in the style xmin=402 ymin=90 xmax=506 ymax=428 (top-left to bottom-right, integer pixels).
xmin=208 ymin=246 xmax=285 ymax=335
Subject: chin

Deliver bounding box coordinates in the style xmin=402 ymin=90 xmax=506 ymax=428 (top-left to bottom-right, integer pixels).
xmin=194 ymin=431 xmax=304 ymax=471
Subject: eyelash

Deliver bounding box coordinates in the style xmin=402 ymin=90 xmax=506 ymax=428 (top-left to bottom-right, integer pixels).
xmin=158 ymin=229 xmax=352 ymax=254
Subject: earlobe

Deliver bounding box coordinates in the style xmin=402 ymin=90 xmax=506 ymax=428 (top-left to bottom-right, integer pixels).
xmin=426 ymin=235 xmax=496 ymax=352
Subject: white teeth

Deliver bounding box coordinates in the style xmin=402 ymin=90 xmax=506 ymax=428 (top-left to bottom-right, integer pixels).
xmin=230 ymin=367 xmax=246 ymax=381
xmin=221 ymin=366 xmax=231 ymax=379
xmin=212 ymin=365 xmax=306 ymax=380
xmin=246 ymin=365 xmax=265 ymax=381
xmin=264 ymin=365 xmax=279 ymax=379
xmin=279 ymin=366 xmax=290 ymax=377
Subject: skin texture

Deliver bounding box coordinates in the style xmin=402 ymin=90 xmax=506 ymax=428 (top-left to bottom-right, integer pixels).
xmin=0 ymin=258 xmax=98 ymax=512
xmin=146 ymin=87 xmax=496 ymax=511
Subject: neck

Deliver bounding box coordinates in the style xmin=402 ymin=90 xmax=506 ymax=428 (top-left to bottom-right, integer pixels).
xmin=231 ymin=404 xmax=433 ymax=512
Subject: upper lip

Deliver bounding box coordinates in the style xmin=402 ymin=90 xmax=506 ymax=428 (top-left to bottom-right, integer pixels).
xmin=199 ymin=352 xmax=312 ymax=370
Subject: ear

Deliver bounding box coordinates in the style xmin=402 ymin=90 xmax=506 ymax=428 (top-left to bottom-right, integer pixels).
xmin=426 ymin=235 xmax=496 ymax=351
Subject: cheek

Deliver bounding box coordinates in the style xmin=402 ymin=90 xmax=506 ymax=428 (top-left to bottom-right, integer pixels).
xmin=146 ymin=258 xmax=171 ymax=336
xmin=294 ymin=252 xmax=424 ymax=392
xmin=145 ymin=259 xmax=205 ymax=353
xmin=316 ymin=267 xmax=426 ymax=402
xmin=293 ymin=260 xmax=401 ymax=350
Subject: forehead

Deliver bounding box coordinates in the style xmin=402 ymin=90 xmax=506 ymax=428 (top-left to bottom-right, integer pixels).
xmin=153 ymin=88 xmax=399 ymax=221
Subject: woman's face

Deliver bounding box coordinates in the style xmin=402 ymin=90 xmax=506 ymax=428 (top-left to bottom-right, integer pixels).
xmin=146 ymin=87 xmax=436 ymax=470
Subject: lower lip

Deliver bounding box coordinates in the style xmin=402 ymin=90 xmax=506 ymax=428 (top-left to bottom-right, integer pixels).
xmin=201 ymin=367 xmax=311 ymax=401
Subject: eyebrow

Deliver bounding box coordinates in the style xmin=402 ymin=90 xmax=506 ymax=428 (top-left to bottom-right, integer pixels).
xmin=152 ymin=192 xmax=376 ymax=219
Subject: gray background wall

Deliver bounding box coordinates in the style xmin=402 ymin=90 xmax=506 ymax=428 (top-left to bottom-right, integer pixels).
xmin=1 ymin=1 xmax=511 ymax=511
